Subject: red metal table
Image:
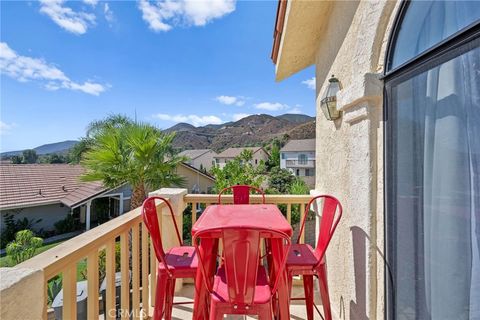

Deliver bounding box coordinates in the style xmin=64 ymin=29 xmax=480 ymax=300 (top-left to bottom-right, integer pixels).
xmin=191 ymin=204 xmax=293 ymax=320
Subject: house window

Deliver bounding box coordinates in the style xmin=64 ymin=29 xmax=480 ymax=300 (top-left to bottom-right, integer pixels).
xmin=296 ymin=169 xmax=300 ymax=176
xmin=255 ymin=159 xmax=258 ymax=165
xmin=385 ymin=2 xmax=480 ymax=319
xmin=298 ymin=154 xmax=307 ymax=165
xmin=281 ymin=153 xmax=286 ymax=159
xmin=305 ymin=169 xmax=313 ymax=176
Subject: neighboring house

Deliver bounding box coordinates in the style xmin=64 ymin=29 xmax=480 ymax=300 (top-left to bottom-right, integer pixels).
xmin=178 ymin=149 xmax=217 ymax=172
xmin=280 ymin=139 xmax=315 ymax=188
xmin=0 ymin=164 xmax=131 ymax=232
xmin=272 ymin=1 xmax=479 ymax=320
xmin=214 ymin=147 xmax=269 ymax=168
xmin=176 ymin=162 xmax=215 ymax=194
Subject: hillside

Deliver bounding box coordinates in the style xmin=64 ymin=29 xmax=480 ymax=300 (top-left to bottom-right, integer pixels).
xmin=1 ymin=140 xmax=79 ymax=157
xmin=168 ymin=113 xmax=315 ymax=151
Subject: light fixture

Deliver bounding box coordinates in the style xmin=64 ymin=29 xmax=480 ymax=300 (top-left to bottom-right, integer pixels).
xmin=320 ymin=75 xmax=342 ymax=121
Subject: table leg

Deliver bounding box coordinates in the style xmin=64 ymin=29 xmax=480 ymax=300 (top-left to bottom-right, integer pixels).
xmin=270 ymin=238 xmax=290 ymax=320
xmin=193 ymin=238 xmax=218 ymax=320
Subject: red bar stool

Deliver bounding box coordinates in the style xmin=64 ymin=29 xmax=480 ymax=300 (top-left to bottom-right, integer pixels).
xmin=218 ymin=185 xmax=266 ymax=204
xmin=194 ymin=226 xmax=291 ymax=320
xmin=142 ymin=196 xmax=198 ymax=320
xmin=286 ymin=195 xmax=343 ymax=320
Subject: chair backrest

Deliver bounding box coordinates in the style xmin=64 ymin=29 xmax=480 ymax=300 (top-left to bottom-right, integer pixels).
xmin=193 ymin=226 xmax=290 ymax=306
xmin=142 ymin=196 xmax=183 ymax=276
xmin=296 ymin=195 xmax=342 ymax=262
xmin=217 ymin=185 xmax=266 ymax=204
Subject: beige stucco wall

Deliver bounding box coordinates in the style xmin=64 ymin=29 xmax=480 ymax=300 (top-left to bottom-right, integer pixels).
xmin=311 ymin=1 xmax=401 ymax=319
xmin=190 ymin=150 xmax=216 ymax=171
xmin=176 ymin=164 xmax=214 ymax=194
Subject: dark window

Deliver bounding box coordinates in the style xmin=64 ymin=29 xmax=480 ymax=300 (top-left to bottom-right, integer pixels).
xmin=298 ymin=154 xmax=307 ymax=165
xmin=385 ymin=2 xmax=480 ymax=319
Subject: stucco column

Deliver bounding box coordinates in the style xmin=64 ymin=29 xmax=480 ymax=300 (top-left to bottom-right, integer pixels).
xmin=85 ymin=200 xmax=92 ymax=231
xmin=148 ymin=188 xmax=187 ymax=292
xmin=0 ymin=267 xmax=45 ymax=319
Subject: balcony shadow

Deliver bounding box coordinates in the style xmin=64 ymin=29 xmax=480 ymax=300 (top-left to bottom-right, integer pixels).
xmin=349 ymin=226 xmax=394 ymax=320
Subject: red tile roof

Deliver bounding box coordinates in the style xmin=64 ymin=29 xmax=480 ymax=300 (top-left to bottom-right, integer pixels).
xmin=0 ymin=164 xmax=108 ymax=210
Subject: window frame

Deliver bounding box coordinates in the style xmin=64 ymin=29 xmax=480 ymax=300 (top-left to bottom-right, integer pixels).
xmin=383 ymin=2 xmax=480 ymax=319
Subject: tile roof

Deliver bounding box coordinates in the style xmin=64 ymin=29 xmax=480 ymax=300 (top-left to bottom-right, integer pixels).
xmin=215 ymin=147 xmax=265 ymax=158
xmin=280 ymin=139 xmax=316 ymax=152
xmin=178 ymin=149 xmax=213 ymax=160
xmin=0 ymin=164 xmax=108 ymax=210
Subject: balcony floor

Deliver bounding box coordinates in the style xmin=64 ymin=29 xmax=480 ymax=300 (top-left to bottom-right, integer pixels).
xmin=164 ymin=283 xmax=324 ymax=320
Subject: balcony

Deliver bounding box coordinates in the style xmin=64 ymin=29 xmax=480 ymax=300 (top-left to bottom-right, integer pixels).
xmin=1 ymin=189 xmax=320 ymax=320
xmin=285 ymin=159 xmax=315 ymax=168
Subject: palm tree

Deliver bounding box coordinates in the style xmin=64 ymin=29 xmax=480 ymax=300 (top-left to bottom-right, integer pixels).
xmin=81 ymin=119 xmax=185 ymax=209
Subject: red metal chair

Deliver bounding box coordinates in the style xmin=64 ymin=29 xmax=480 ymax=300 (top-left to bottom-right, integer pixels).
xmin=142 ymin=196 xmax=198 ymax=320
xmin=217 ymin=185 xmax=266 ymax=204
xmin=286 ymin=195 xmax=342 ymax=320
xmin=193 ymin=226 xmax=291 ymax=320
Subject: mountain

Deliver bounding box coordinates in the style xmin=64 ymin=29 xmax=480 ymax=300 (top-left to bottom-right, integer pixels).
xmin=167 ymin=113 xmax=315 ymax=151
xmin=1 ymin=140 xmax=79 ymax=157
xmin=276 ymin=114 xmax=314 ymax=123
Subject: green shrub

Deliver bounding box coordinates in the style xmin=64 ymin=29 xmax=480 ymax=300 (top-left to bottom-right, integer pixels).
xmin=6 ymin=230 xmax=43 ymax=264
xmin=54 ymin=214 xmax=77 ymax=234
xmin=0 ymin=213 xmax=42 ymax=248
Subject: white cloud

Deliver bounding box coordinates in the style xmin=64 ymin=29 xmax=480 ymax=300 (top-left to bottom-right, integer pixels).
xmin=0 ymin=121 xmax=17 ymax=136
xmin=83 ymin=0 xmax=98 ymax=7
xmin=302 ymin=77 xmax=315 ymax=90
xmin=215 ymin=95 xmax=245 ymax=106
xmin=104 ymin=3 xmax=115 ymax=25
xmin=0 ymin=42 xmax=107 ymax=96
xmin=39 ymin=0 xmax=96 ymax=35
xmin=138 ymin=0 xmax=235 ymax=32
xmin=288 ymin=107 xmax=302 ymax=114
xmin=153 ymin=113 xmax=223 ymax=127
xmin=254 ymin=102 xmax=289 ymax=111
xmin=232 ymin=113 xmax=251 ymax=121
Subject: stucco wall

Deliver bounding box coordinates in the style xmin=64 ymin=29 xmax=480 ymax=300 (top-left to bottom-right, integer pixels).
xmin=176 ymin=165 xmax=214 ymax=194
xmin=0 ymin=203 xmax=71 ymax=232
xmin=191 ymin=151 xmax=216 ymax=171
xmin=311 ymin=1 xmax=400 ymax=319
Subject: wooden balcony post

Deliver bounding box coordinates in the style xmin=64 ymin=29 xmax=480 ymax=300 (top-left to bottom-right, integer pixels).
xmin=148 ymin=188 xmax=188 ymax=293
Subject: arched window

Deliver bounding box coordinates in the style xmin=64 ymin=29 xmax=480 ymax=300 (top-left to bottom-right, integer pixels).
xmin=385 ymin=2 xmax=479 ymax=319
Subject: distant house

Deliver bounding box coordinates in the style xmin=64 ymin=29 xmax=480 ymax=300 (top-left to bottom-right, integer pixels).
xmin=214 ymin=147 xmax=269 ymax=168
xmin=280 ymin=139 xmax=315 ymax=188
xmin=176 ymin=162 xmax=215 ymax=194
xmin=178 ymin=149 xmax=217 ymax=171
xmin=0 ymin=164 xmax=131 ymax=233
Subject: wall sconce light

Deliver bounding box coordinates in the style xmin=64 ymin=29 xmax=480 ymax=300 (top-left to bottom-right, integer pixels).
xmin=320 ymin=75 xmax=342 ymax=121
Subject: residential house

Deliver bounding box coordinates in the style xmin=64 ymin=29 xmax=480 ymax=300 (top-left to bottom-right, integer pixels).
xmin=175 ymin=162 xmax=215 ymax=194
xmin=0 ymin=164 xmax=131 ymax=232
xmin=272 ymin=0 xmax=479 ymax=319
xmin=178 ymin=149 xmax=217 ymax=172
xmin=280 ymin=139 xmax=315 ymax=188
xmin=214 ymin=147 xmax=269 ymax=168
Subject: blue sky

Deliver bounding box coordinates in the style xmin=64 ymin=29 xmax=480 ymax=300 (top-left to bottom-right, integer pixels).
xmin=0 ymin=0 xmax=315 ymax=152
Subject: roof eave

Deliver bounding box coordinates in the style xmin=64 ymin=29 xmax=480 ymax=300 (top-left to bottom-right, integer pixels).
xmin=271 ymin=0 xmax=334 ymax=81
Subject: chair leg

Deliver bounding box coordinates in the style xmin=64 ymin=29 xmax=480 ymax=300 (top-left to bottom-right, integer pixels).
xmin=163 ymin=278 xmax=176 ymax=320
xmin=153 ymin=272 xmax=168 ymax=320
xmin=209 ymin=300 xmax=223 ymax=320
xmin=303 ymin=275 xmax=314 ymax=320
xmin=317 ymin=264 xmax=332 ymax=320
xmin=258 ymin=303 xmax=273 ymax=320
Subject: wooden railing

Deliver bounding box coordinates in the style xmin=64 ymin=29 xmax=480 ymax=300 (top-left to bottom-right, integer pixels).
xmin=13 ymin=192 xmax=313 ymax=320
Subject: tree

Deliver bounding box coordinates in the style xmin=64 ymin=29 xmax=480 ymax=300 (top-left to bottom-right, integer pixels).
xmin=211 ymin=149 xmax=265 ymax=192
xmin=47 ymin=153 xmax=66 ymax=164
xmin=6 ymin=230 xmax=43 ymax=264
xmin=22 ymin=149 xmax=38 ymax=164
xmin=10 ymin=155 xmax=22 ymax=164
xmin=81 ymin=118 xmax=186 ymax=209
xmin=266 ymin=140 xmax=281 ymax=170
xmin=267 ymin=167 xmax=295 ymax=193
